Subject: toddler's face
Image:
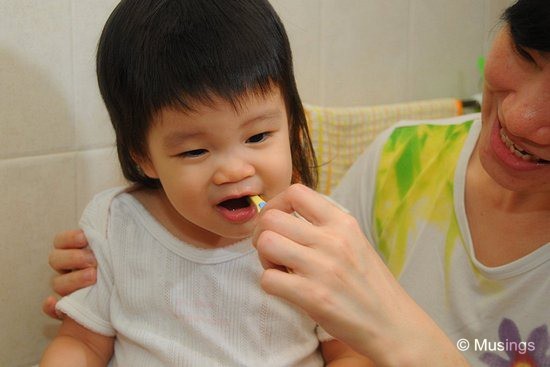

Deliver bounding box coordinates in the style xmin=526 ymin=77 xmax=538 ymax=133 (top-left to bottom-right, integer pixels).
xmin=140 ymin=87 xmax=293 ymax=245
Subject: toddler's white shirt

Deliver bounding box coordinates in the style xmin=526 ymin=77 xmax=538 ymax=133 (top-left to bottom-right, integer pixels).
xmin=57 ymin=188 xmax=330 ymax=366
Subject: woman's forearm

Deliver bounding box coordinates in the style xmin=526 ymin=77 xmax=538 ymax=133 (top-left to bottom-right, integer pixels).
xmin=41 ymin=317 xmax=113 ymax=367
xmin=40 ymin=335 xmax=109 ymax=367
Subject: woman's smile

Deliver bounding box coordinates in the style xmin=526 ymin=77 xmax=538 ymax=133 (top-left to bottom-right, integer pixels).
xmin=499 ymin=128 xmax=550 ymax=164
xmin=489 ymin=115 xmax=550 ymax=172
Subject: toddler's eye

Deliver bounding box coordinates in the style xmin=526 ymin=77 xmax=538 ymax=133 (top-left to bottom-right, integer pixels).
xmin=181 ymin=149 xmax=207 ymax=158
xmin=246 ymin=132 xmax=269 ymax=144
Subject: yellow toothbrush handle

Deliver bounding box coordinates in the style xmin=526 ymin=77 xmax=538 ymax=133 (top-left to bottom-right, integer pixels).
xmin=249 ymin=195 xmax=266 ymax=212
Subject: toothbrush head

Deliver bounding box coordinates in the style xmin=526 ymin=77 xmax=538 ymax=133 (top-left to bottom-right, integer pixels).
xmin=248 ymin=195 xmax=266 ymax=212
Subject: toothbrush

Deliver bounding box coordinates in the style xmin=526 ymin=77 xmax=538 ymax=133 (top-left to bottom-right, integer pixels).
xmin=248 ymin=195 xmax=266 ymax=212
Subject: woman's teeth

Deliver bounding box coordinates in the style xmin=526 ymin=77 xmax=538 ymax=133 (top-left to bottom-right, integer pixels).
xmin=499 ymin=128 xmax=549 ymax=164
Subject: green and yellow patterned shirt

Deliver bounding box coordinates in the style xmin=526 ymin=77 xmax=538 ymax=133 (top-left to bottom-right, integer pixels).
xmin=332 ymin=114 xmax=550 ymax=367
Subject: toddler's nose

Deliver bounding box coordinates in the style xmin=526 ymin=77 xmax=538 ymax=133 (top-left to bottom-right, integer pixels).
xmin=212 ymin=155 xmax=255 ymax=185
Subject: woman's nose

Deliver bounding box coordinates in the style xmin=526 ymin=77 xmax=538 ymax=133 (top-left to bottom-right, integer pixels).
xmin=506 ymin=80 xmax=550 ymax=144
xmin=212 ymin=154 xmax=255 ymax=185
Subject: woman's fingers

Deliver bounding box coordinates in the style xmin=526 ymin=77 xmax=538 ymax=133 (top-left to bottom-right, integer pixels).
xmin=42 ymin=295 xmax=62 ymax=320
xmin=255 ymin=189 xmax=370 ymax=268
xmin=51 ymin=229 xmax=93 ymax=273
xmin=44 ymin=229 xmax=96 ymax=318
xmin=48 ymin=248 xmax=97 ymax=274
xmin=253 ymin=208 xmax=322 ymax=251
xmin=53 ymin=229 xmax=88 ymax=250
xmin=263 ymin=184 xmax=341 ymax=226
xmin=255 ymin=228 xmax=318 ymax=273
xmin=51 ymin=267 xmax=96 ymax=296
xmin=260 ymin=268 xmax=306 ymax=298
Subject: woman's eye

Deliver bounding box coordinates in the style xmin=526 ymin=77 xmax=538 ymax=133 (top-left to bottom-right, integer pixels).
xmin=246 ymin=132 xmax=270 ymax=144
xmin=515 ymin=44 xmax=536 ymax=64
xmin=180 ymin=149 xmax=207 ymax=158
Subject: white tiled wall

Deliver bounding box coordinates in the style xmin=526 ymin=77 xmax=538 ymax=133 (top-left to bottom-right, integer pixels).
xmin=0 ymin=0 xmax=511 ymax=365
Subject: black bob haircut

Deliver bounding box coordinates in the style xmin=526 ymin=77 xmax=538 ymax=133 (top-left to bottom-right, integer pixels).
xmin=503 ymin=0 xmax=550 ymax=52
xmin=97 ymin=0 xmax=317 ymax=188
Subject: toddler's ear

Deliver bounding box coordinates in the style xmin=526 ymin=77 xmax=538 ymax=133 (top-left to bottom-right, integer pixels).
xmin=133 ymin=154 xmax=158 ymax=179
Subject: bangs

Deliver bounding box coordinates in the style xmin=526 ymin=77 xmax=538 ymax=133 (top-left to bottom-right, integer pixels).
xmin=504 ymin=0 xmax=550 ymax=52
xmin=127 ymin=0 xmax=289 ymax=116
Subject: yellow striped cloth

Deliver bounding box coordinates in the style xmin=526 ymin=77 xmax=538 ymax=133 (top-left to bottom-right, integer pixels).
xmin=304 ymin=98 xmax=462 ymax=194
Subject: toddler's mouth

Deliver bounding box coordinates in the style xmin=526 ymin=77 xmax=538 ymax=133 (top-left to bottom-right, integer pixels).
xmin=217 ymin=196 xmax=251 ymax=211
xmin=215 ymin=195 xmax=258 ymax=223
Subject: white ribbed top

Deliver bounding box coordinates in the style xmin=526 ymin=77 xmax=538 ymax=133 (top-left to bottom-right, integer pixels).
xmin=57 ymin=188 xmax=330 ymax=367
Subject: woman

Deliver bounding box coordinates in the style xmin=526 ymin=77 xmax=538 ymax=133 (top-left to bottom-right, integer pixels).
xmin=46 ymin=0 xmax=549 ymax=365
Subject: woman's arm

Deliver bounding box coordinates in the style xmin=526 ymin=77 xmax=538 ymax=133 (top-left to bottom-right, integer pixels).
xmin=40 ymin=316 xmax=114 ymax=367
xmin=322 ymin=339 xmax=375 ymax=366
xmin=253 ymin=184 xmax=470 ymax=367
xmin=43 ymin=230 xmax=97 ymax=319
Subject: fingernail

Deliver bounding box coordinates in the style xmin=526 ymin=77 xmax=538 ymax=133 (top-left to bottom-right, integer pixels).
xmin=83 ymin=268 xmax=95 ymax=282
xmin=76 ymin=232 xmax=86 ymax=245
xmin=86 ymin=254 xmax=97 ymax=266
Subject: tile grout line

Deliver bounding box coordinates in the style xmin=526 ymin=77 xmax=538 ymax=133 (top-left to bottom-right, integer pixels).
xmin=70 ymin=0 xmax=79 ymax=222
xmin=0 ymin=145 xmax=116 ymax=163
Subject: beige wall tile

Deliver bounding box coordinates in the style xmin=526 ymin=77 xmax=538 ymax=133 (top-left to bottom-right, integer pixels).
xmin=320 ymin=0 xmax=410 ymax=106
xmin=72 ymin=0 xmax=119 ymax=150
xmin=0 ymin=1 xmax=74 ymax=159
xmin=406 ymin=0 xmax=512 ymax=102
xmin=408 ymin=0 xmax=485 ymax=101
xmin=483 ymin=0 xmax=515 ymax=54
xmin=271 ymin=0 xmax=322 ymax=104
xmin=0 ymin=153 xmax=77 ymax=366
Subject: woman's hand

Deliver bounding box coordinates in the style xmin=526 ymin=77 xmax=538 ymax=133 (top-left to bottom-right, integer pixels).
xmin=42 ymin=230 xmax=97 ymax=319
xmin=253 ymin=184 xmax=469 ymax=366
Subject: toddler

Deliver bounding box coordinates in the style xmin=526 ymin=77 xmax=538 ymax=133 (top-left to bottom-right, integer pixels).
xmin=40 ymin=0 xmax=370 ymax=366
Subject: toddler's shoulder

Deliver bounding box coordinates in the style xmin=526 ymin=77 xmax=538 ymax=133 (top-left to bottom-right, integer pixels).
xmin=79 ymin=186 xmax=129 ymax=237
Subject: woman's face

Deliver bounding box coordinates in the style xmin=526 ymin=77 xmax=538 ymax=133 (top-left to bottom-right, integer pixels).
xmin=478 ymin=26 xmax=550 ymax=193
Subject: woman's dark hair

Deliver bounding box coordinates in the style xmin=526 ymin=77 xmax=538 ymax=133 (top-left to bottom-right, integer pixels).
xmin=503 ymin=0 xmax=550 ymax=52
xmin=97 ymin=0 xmax=317 ymax=188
